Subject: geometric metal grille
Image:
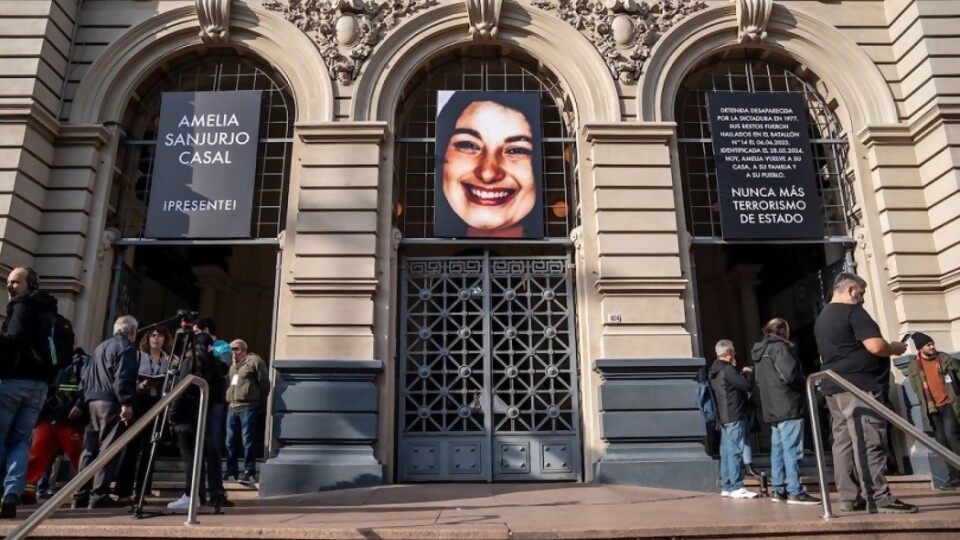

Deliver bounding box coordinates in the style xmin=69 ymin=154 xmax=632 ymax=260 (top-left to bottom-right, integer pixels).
xmin=395 ymin=52 xmax=578 ymax=240
xmin=109 ymin=49 xmax=294 ymax=241
xmin=677 ymin=53 xmax=855 ymax=240
xmin=398 ymin=254 xmax=581 ymax=481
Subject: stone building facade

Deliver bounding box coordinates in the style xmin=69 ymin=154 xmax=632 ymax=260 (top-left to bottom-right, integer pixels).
xmin=0 ymin=0 xmax=957 ymax=495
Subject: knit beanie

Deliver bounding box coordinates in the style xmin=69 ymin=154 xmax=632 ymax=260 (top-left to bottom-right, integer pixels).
xmin=912 ymin=332 xmax=934 ymax=350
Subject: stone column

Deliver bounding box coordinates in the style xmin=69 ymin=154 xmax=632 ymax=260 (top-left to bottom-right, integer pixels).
xmin=581 ymin=123 xmax=712 ymax=491
xmin=259 ymin=122 xmax=387 ymax=497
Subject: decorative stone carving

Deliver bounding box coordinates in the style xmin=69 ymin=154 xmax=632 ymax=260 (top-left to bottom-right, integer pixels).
xmin=466 ymin=0 xmax=502 ymax=39
xmin=264 ymin=0 xmax=439 ymax=84
xmin=196 ymin=0 xmax=232 ymax=42
xmin=732 ymin=0 xmax=772 ymax=43
xmin=97 ymin=228 xmax=119 ymax=262
xmin=532 ymin=0 xmax=707 ymax=83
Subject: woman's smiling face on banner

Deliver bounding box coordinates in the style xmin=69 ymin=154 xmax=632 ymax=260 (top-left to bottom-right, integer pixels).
xmin=442 ymin=100 xmax=536 ymax=234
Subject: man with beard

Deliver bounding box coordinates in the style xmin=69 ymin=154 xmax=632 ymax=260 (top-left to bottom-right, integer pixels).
xmin=814 ymin=272 xmax=915 ymax=513
xmin=905 ymin=332 xmax=960 ymax=490
xmin=0 ymin=267 xmax=59 ymax=519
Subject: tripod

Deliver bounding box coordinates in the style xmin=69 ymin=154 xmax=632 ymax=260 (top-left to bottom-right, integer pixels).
xmin=132 ymin=313 xmax=198 ymax=519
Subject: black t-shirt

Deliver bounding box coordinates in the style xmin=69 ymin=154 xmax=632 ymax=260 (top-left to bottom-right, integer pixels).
xmin=814 ymin=302 xmax=888 ymax=395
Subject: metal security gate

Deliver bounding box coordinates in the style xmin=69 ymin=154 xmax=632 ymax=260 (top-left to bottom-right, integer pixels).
xmin=398 ymin=253 xmax=581 ymax=482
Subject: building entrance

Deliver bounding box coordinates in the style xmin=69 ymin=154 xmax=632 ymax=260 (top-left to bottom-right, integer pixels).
xmin=396 ymin=252 xmax=582 ymax=481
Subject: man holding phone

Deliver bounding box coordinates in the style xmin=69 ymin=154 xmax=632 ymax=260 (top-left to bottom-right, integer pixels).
xmin=814 ymin=273 xmax=917 ymax=513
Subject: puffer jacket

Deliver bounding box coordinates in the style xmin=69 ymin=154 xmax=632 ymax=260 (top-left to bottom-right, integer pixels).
xmin=907 ymin=352 xmax=960 ymax=420
xmin=751 ymin=334 xmax=805 ymax=423
xmin=709 ymin=359 xmax=752 ymax=425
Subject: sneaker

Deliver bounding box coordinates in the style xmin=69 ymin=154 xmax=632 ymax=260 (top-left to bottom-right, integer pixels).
xmin=239 ymin=472 xmax=256 ymax=486
xmin=71 ymin=496 xmax=89 ymax=509
xmin=166 ymin=494 xmax=191 ymax=511
xmin=770 ymin=490 xmax=788 ymax=503
xmin=938 ymin=478 xmax=960 ymax=490
xmin=209 ymin=495 xmax=235 ymax=509
xmin=727 ymin=488 xmax=760 ymax=499
xmin=222 ymin=472 xmax=238 ymax=482
xmin=744 ymin=464 xmax=763 ymax=478
xmin=0 ymin=494 xmax=18 ymax=519
xmin=787 ymin=492 xmax=821 ymax=505
xmin=876 ymin=499 xmax=919 ymax=514
xmin=840 ymin=496 xmax=867 ymax=512
xmin=88 ymin=495 xmax=125 ymax=509
xmin=720 ymin=490 xmax=732 ymax=497
xmin=38 ymin=489 xmax=53 ymax=500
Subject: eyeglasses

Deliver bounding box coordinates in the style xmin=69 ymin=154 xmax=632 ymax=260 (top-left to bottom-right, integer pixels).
xmin=149 ymin=333 xmax=163 ymax=338
xmin=230 ymin=347 xmax=241 ymax=351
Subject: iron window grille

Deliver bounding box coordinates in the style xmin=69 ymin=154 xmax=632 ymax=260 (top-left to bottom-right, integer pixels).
xmin=676 ymin=55 xmax=856 ymax=241
xmin=394 ymin=53 xmax=578 ymax=241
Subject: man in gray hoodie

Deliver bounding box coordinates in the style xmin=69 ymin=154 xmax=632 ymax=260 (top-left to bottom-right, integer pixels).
xmin=751 ymin=317 xmax=820 ymax=505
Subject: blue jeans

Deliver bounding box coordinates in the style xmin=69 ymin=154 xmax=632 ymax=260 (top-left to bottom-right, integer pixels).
xmin=0 ymin=379 xmax=48 ymax=497
xmin=719 ymin=418 xmax=747 ymax=492
xmin=225 ymin=407 xmax=258 ymax=476
xmin=771 ymin=418 xmax=804 ymax=495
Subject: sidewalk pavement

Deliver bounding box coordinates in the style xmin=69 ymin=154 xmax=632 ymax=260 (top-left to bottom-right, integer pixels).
xmin=3 ymin=483 xmax=960 ymax=539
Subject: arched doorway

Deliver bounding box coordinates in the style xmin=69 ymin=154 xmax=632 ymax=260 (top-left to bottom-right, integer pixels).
xmin=676 ymin=50 xmax=856 ymax=453
xmin=105 ymin=48 xmax=293 ymax=377
xmin=393 ymin=48 xmax=583 ymax=482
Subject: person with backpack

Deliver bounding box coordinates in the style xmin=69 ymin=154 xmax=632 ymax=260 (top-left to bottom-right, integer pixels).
xmin=0 ymin=267 xmax=61 ymax=519
xmin=750 ymin=317 xmax=820 ymax=505
xmin=21 ymin=339 xmax=89 ymax=505
xmin=709 ymin=339 xmax=759 ymax=500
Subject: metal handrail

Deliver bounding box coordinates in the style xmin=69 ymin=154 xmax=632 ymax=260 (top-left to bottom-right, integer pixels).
xmin=806 ymin=369 xmax=960 ymax=519
xmin=6 ymin=374 xmax=210 ymax=539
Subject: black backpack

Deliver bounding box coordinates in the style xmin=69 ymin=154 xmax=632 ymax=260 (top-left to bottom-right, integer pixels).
xmin=31 ymin=313 xmax=75 ymax=383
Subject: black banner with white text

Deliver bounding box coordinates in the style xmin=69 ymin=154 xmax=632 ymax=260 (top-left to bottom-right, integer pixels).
xmin=706 ymin=92 xmax=823 ymax=240
xmin=144 ymin=90 xmax=262 ymax=238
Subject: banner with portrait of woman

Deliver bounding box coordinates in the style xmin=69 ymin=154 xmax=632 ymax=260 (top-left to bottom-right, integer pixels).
xmin=434 ymin=91 xmax=544 ymax=239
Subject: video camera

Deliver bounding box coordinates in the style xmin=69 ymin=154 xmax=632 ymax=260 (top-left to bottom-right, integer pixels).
xmin=176 ymin=309 xmax=200 ymax=324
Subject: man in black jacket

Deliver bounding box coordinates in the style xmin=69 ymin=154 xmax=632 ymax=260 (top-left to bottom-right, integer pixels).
xmin=751 ymin=318 xmax=820 ymax=505
xmin=72 ymin=315 xmax=139 ymax=509
xmin=0 ymin=267 xmax=59 ymax=519
xmin=709 ymin=339 xmax=759 ymax=500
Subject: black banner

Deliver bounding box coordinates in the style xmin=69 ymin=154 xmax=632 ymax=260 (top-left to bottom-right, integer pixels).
xmin=144 ymin=90 xmax=262 ymax=239
xmin=707 ymin=92 xmax=822 ymax=240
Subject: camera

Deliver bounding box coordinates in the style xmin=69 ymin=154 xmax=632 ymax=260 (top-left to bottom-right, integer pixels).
xmin=176 ymin=309 xmax=199 ymax=323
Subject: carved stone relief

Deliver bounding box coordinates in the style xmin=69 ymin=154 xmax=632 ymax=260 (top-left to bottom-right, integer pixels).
xmin=264 ymin=0 xmax=439 ymax=84
xmin=732 ymin=0 xmax=773 ymax=43
xmin=196 ymin=0 xmax=232 ymax=42
xmin=466 ymin=0 xmax=503 ymax=39
xmin=531 ymin=0 xmax=707 ymax=83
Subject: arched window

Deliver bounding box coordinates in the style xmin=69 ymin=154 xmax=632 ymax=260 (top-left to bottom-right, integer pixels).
xmin=394 ymin=49 xmax=578 ymax=242
xmin=109 ymin=49 xmax=294 ymax=240
xmin=676 ymin=51 xmax=855 ymax=240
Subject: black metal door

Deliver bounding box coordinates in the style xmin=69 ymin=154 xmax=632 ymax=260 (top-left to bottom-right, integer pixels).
xmin=398 ymin=253 xmax=581 ymax=481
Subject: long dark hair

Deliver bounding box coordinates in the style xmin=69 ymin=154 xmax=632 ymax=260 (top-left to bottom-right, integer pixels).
xmin=433 ymin=91 xmax=544 ymax=238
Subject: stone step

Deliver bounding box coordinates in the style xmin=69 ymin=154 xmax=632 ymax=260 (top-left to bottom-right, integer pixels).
xmin=743 ymin=473 xmax=934 ymax=491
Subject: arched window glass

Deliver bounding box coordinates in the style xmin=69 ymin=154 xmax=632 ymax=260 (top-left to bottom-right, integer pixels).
xmin=109 ymin=49 xmax=294 ymax=240
xmin=676 ymin=51 xmax=855 ymax=240
xmin=394 ymin=49 xmax=578 ymax=241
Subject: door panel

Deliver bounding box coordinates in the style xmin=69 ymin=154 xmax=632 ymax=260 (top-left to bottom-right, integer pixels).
xmin=398 ymin=254 xmax=581 ymax=482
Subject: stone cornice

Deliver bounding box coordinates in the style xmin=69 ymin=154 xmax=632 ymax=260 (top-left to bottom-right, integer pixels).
xmin=56 ymin=124 xmax=113 ymax=149
xmin=860 ymin=102 xmax=960 ymax=147
xmin=288 ymin=279 xmax=379 ymax=296
xmin=0 ymin=100 xmax=60 ymax=142
xmin=40 ymin=278 xmax=84 ymax=297
xmin=595 ymin=277 xmax=687 ymax=296
xmin=888 ymin=268 xmax=960 ymax=294
xmin=582 ymin=122 xmax=676 ymax=144
xmin=296 ymin=122 xmax=389 ymax=143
